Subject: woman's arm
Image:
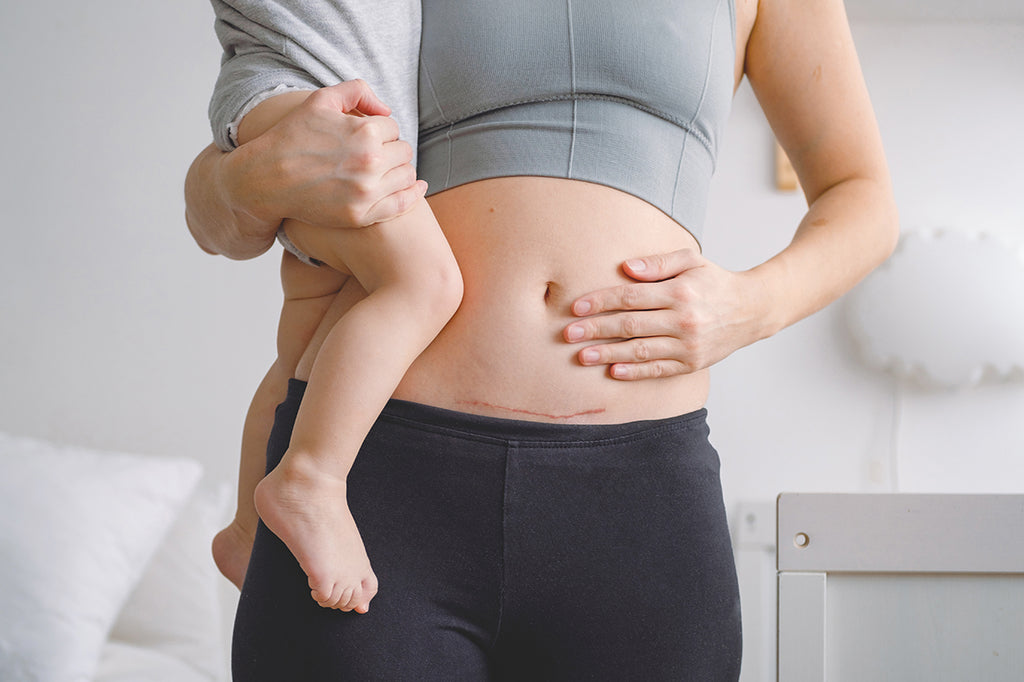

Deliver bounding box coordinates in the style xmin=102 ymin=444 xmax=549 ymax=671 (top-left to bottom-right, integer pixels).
xmin=184 ymin=81 xmax=426 ymax=260
xmin=565 ymin=0 xmax=898 ymax=379
xmin=741 ymin=0 xmax=898 ymax=332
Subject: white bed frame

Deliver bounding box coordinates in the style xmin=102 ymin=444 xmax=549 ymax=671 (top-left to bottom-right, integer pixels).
xmin=776 ymin=493 xmax=1024 ymax=681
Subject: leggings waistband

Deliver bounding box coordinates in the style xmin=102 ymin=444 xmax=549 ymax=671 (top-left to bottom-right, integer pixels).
xmin=285 ymin=378 xmax=709 ymax=446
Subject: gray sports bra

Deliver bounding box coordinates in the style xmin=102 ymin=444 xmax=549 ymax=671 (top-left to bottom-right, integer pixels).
xmin=418 ymin=0 xmax=736 ymax=242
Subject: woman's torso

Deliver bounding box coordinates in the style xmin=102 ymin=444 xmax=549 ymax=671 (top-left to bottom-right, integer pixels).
xmin=392 ymin=177 xmax=708 ymax=423
xmin=388 ymin=0 xmax=755 ymax=423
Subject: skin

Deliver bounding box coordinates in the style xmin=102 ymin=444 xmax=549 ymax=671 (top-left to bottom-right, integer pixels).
xmin=195 ymin=0 xmax=898 ymax=599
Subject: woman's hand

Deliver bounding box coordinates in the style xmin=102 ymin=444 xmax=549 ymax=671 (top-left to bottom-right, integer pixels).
xmin=185 ymin=80 xmax=425 ymax=259
xmin=563 ymin=249 xmax=771 ymax=380
xmin=231 ymin=80 xmax=426 ymax=229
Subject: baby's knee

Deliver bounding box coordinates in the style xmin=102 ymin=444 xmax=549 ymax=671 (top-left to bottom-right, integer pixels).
xmin=400 ymin=257 xmax=463 ymax=323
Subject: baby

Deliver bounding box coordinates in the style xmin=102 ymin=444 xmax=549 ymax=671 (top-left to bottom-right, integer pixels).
xmin=204 ymin=0 xmax=456 ymax=614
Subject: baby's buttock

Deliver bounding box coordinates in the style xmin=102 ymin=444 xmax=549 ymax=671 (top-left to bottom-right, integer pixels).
xmin=392 ymin=177 xmax=709 ymax=424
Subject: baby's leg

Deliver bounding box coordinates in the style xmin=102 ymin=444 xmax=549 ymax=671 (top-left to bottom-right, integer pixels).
xmin=254 ymin=199 xmax=462 ymax=612
xmin=213 ymin=361 xmax=289 ymax=590
xmin=215 ymin=267 xmax=366 ymax=590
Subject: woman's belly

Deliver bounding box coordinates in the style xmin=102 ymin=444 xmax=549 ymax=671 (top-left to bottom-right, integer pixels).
xmin=392 ymin=177 xmax=709 ymax=423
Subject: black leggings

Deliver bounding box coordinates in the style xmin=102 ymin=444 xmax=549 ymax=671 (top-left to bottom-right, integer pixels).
xmin=233 ymin=379 xmax=741 ymax=681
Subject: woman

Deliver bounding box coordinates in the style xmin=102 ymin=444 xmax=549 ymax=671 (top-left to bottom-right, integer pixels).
xmin=186 ymin=0 xmax=897 ymax=678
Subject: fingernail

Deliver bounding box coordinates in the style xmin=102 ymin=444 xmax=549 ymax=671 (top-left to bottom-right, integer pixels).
xmin=581 ymin=348 xmax=600 ymax=363
xmin=611 ymin=364 xmax=629 ymax=378
xmin=574 ymin=300 xmax=592 ymax=315
xmin=626 ymin=259 xmax=646 ymax=272
xmin=567 ymin=325 xmax=585 ymax=341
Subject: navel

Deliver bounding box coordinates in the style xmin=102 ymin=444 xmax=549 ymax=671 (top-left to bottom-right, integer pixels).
xmin=544 ymin=281 xmax=555 ymax=303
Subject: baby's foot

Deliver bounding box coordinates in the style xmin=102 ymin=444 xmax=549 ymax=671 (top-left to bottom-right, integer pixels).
xmin=212 ymin=518 xmax=255 ymax=590
xmin=254 ymin=454 xmax=378 ymax=612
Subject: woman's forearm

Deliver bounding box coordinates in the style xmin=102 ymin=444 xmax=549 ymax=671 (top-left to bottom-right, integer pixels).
xmin=184 ymin=142 xmax=280 ymax=260
xmin=747 ymin=175 xmax=899 ymax=341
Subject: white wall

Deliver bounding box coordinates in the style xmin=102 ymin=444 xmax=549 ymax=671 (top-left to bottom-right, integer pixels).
xmin=0 ymin=1 xmax=280 ymax=483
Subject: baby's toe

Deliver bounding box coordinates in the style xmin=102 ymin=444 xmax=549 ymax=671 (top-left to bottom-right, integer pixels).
xmin=336 ymin=586 xmax=360 ymax=611
xmin=310 ymin=580 xmax=337 ymax=607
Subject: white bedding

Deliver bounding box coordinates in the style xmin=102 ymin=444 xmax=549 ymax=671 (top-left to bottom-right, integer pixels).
xmin=0 ymin=432 xmax=233 ymax=682
xmin=96 ymin=642 xmax=214 ymax=682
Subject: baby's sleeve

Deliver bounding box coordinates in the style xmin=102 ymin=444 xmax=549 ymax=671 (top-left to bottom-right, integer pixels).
xmin=208 ymin=0 xmax=332 ymax=151
xmin=206 ymin=0 xmax=420 ymax=161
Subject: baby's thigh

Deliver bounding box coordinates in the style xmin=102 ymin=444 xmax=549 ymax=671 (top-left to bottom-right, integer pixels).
xmin=280 ymin=218 xmax=354 ymax=275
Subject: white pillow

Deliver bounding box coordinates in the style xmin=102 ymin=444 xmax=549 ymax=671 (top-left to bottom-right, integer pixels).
xmin=0 ymin=433 xmax=202 ymax=682
xmin=95 ymin=641 xmax=214 ymax=682
xmin=109 ymin=483 xmax=232 ymax=681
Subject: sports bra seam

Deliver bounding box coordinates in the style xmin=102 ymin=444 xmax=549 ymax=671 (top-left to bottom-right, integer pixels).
xmin=687 ymin=8 xmax=718 ymax=133
xmin=420 ymin=57 xmax=450 ymax=125
xmin=671 ymin=138 xmax=688 ymax=220
xmin=671 ymin=2 xmax=720 ymax=217
xmin=688 ymin=0 xmax=724 ymax=167
xmin=444 ymin=123 xmax=454 ymax=188
xmin=420 ymin=59 xmax=454 ymax=188
xmin=420 ymin=94 xmax=716 ymax=156
xmin=566 ymin=0 xmax=578 ymax=177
